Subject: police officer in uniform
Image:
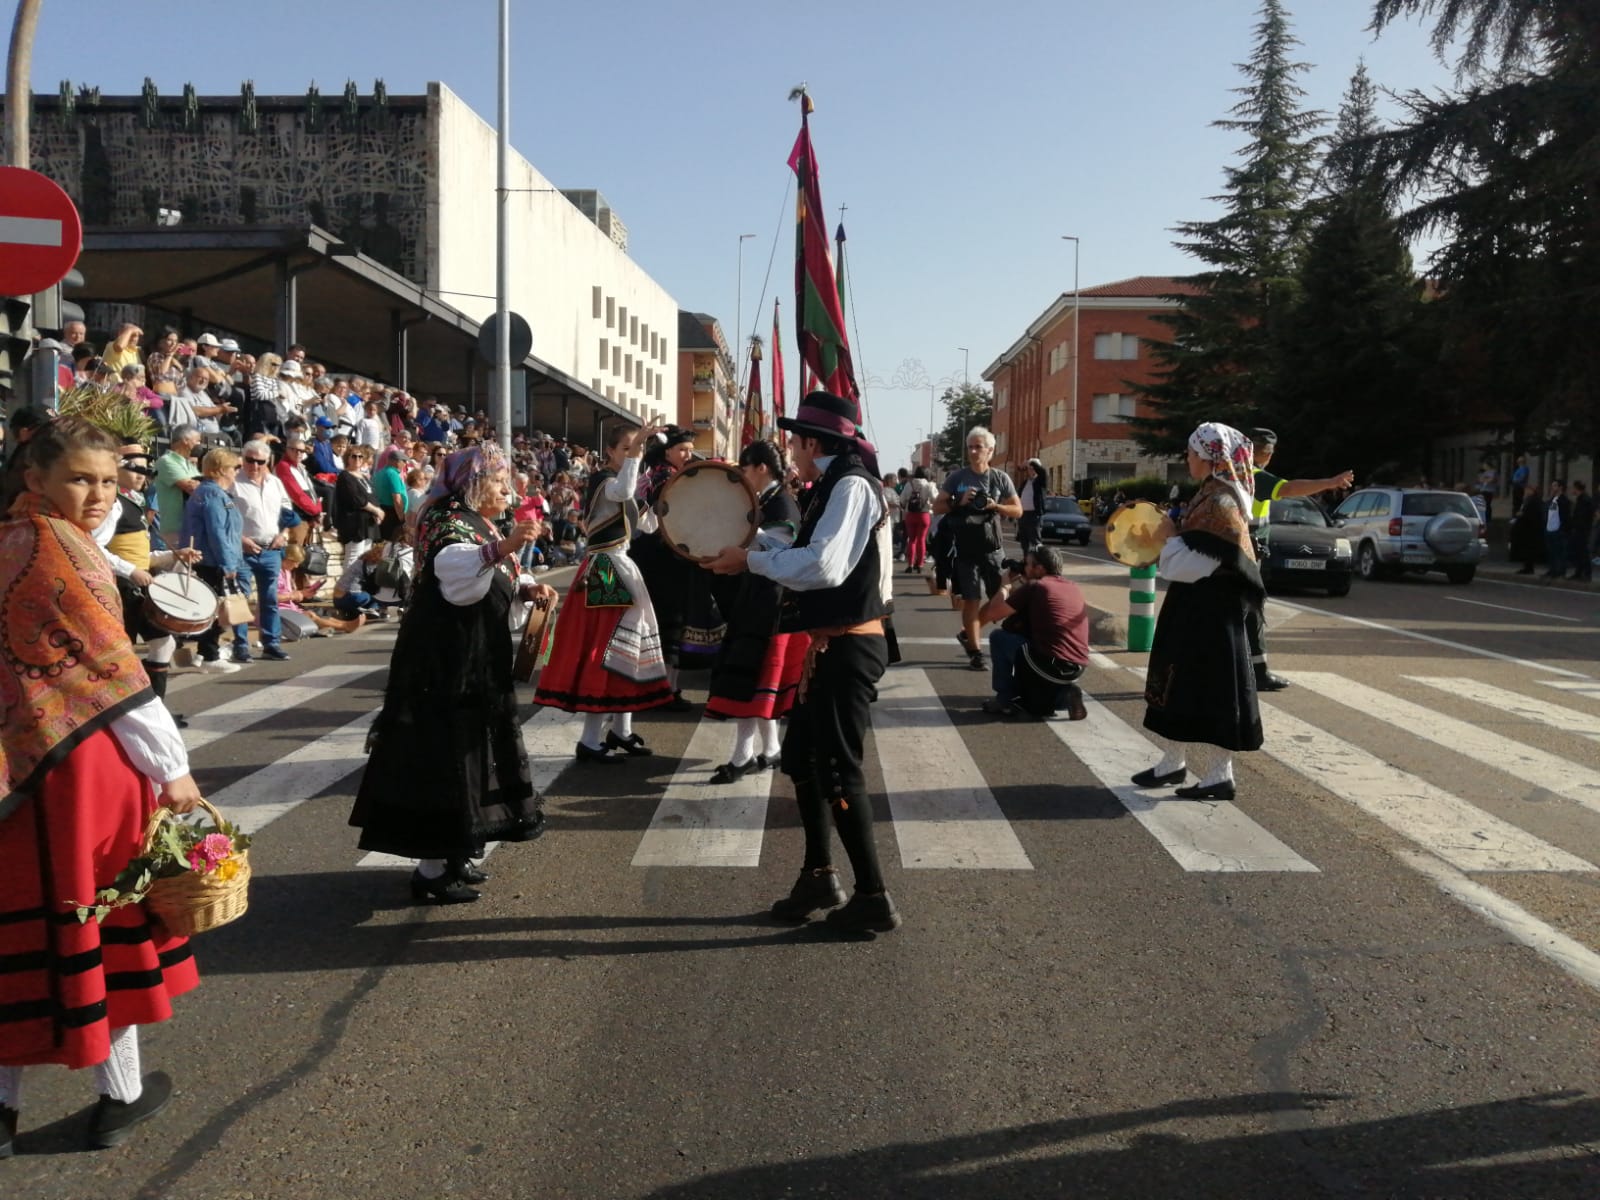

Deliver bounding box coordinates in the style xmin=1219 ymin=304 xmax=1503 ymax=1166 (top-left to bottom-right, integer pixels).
xmin=1247 ymin=429 xmax=1354 ymax=690
xmin=706 ymin=391 xmax=900 ymax=936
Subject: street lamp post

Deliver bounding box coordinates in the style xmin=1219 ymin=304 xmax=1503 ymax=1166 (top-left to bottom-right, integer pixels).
xmin=1062 ymin=235 xmax=1080 ymax=494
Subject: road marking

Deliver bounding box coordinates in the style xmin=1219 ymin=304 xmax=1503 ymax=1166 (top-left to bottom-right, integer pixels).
xmin=1406 ymin=676 xmax=1600 ymax=745
xmin=1290 ymin=671 xmax=1600 ymax=817
xmin=1259 ymin=703 xmax=1594 ymax=873
xmin=874 ymin=669 xmax=1033 ymax=869
xmin=1047 ymin=696 xmax=1317 ymax=873
xmin=182 ymin=664 xmax=385 ymax=752
xmin=210 ymin=707 xmax=379 ymax=835
xmin=1444 ymin=596 xmax=1582 ymax=622
xmin=1541 ymin=680 xmax=1600 ymax=701
xmin=1397 ymin=849 xmax=1600 ymax=995
xmin=1265 ymin=596 xmax=1594 ymax=680
xmin=895 ymin=637 xmax=964 ymax=647
xmin=632 ymin=716 xmax=775 ymax=868
xmin=358 ymin=705 xmax=585 ymax=869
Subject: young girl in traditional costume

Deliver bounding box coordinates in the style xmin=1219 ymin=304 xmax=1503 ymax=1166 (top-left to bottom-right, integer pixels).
xmin=534 ymin=423 xmax=674 ymax=762
xmin=1 ymin=417 xmax=202 ymax=1153
xmin=1133 ymin=421 xmax=1265 ymax=800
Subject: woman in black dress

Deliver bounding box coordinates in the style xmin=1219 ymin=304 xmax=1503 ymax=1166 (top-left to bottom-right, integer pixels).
xmin=333 ymin=445 xmax=382 ymax=562
xmin=1134 ymin=422 xmax=1264 ymax=801
xmin=349 ymin=443 xmax=557 ymax=903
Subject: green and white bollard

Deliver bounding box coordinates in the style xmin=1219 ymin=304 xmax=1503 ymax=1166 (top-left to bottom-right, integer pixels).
xmin=1128 ymin=563 xmax=1157 ymax=651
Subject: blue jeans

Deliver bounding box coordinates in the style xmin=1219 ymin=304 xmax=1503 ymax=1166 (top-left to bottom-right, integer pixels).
xmin=334 ymin=589 xmax=374 ymax=618
xmin=988 ymin=628 xmax=1029 ymax=702
xmin=238 ymin=547 xmax=284 ymax=648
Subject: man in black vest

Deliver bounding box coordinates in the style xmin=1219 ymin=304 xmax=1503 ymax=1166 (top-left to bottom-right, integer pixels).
xmin=706 ymin=391 xmax=900 ymax=935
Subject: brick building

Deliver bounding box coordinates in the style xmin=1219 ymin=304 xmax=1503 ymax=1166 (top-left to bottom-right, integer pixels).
xmin=982 ymin=276 xmax=1202 ymax=493
xmin=676 ymin=312 xmax=738 ymax=459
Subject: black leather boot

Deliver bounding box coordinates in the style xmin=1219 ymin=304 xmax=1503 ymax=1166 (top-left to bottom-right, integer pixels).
xmin=769 ymin=868 xmax=846 ymax=922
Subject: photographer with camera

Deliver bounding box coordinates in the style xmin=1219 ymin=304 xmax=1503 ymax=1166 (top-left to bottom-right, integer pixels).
xmin=977 ymin=545 xmax=1089 ymax=719
xmin=934 ymin=427 xmax=1022 ymax=671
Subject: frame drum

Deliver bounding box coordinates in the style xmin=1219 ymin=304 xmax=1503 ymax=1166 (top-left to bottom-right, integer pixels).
xmin=655 ymin=461 xmax=760 ymax=563
xmin=1104 ymin=501 xmax=1169 ymax=567
xmin=143 ymin=572 xmax=221 ymax=636
xmin=513 ymin=600 xmax=553 ymax=684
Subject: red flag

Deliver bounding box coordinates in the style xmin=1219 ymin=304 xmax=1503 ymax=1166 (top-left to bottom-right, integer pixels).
xmin=771 ymin=299 xmax=786 ymax=429
xmin=740 ymin=339 xmax=763 ymax=450
xmin=787 ymin=92 xmax=859 ymax=417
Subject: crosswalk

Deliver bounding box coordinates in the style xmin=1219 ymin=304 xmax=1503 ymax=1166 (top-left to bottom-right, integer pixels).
xmin=166 ymin=628 xmax=1600 ymax=988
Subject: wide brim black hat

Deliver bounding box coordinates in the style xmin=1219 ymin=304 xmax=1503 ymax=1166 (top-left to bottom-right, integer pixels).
xmin=777 ymin=390 xmax=861 ymax=441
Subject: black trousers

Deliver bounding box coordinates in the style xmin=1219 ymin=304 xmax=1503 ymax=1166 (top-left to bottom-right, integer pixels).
xmin=781 ymin=634 xmax=889 ymax=798
xmin=1017 ymin=512 xmax=1041 ymax=554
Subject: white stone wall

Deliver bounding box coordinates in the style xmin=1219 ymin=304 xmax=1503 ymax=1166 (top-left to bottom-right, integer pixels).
xmin=429 ymin=84 xmax=679 ymax=418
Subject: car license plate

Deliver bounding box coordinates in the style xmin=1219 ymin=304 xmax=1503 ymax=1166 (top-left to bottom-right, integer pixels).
xmin=1283 ymin=558 xmax=1324 ymax=570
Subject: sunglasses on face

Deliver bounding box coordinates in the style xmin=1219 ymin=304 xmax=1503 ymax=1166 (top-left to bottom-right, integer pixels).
xmin=244 ymin=458 xmax=268 ymax=465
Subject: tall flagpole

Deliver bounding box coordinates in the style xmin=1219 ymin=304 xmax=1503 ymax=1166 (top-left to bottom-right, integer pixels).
xmin=494 ymin=0 xmax=512 ymax=457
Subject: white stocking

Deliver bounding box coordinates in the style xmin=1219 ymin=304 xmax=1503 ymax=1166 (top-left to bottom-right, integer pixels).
xmin=665 ymin=665 xmax=680 ymax=693
xmin=612 ymin=711 xmax=633 ymax=740
xmin=1188 ymin=744 xmax=1235 ymax=787
xmin=760 ymin=719 xmax=781 ymax=760
xmin=0 ymin=1064 xmax=21 ymax=1110
xmin=580 ymin=713 xmax=608 ymax=750
xmin=731 ymin=718 xmax=759 ymax=766
xmin=92 ymin=1026 xmax=141 ymax=1103
xmin=144 ymin=634 xmax=176 ymax=666
xmin=1148 ymin=734 xmax=1186 ymax=775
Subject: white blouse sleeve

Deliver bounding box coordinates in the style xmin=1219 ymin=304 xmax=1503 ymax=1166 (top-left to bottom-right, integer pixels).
xmin=1158 ymin=535 xmax=1222 ymax=583
xmin=110 ymin=697 xmax=190 ymax=786
xmin=603 ymin=456 xmax=640 ymax=502
xmin=434 ymin=541 xmax=501 ymax=606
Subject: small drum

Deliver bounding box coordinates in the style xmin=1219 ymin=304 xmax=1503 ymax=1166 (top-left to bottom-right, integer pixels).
xmin=513 ymin=600 xmax=554 ymax=684
xmin=655 ymin=461 xmax=759 ymax=563
xmin=143 ymin=571 xmax=221 ymax=636
xmin=1104 ymin=500 xmax=1170 ymax=567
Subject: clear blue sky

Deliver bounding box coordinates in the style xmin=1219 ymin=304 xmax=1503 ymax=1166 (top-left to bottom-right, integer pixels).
xmin=27 ymin=0 xmax=1452 ymax=464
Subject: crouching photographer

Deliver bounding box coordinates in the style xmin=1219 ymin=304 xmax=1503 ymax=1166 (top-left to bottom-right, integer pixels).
xmin=977 ymin=545 xmax=1089 ymax=720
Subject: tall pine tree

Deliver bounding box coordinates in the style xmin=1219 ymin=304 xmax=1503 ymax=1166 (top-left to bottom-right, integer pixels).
xmin=1269 ymin=63 xmax=1432 ymax=482
xmin=1131 ymin=0 xmax=1323 ymax=455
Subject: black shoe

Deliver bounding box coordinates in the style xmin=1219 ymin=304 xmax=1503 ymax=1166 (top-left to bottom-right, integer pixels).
xmin=574 ymin=740 xmax=623 ymax=764
xmin=709 ymin=760 xmax=758 ymax=785
xmin=769 ymin=868 xmax=847 ymax=922
xmin=87 ymin=1071 xmax=173 ymax=1150
xmin=449 ymin=858 xmax=489 ymax=884
xmin=171 ymin=712 xmax=189 ymax=729
xmin=1255 ymin=670 xmax=1290 ymax=692
xmin=1131 ymin=766 xmax=1186 ymax=787
xmin=1 ymin=1104 xmax=15 ymax=1159
xmin=981 ymin=697 xmax=1020 ymax=716
xmin=967 ymin=652 xmax=987 ymax=672
xmin=261 ymin=645 xmax=291 ymax=661
xmin=1063 ymin=684 xmax=1088 ymax=722
xmin=753 ymin=754 xmax=776 ymax=772
xmin=824 ymin=891 xmax=902 ymax=936
xmin=409 ymin=870 xmax=480 ymax=904
xmin=604 ymin=730 xmax=652 ymax=757
xmin=663 ymin=691 xmax=693 ymax=712
xmin=1175 ymin=781 xmax=1236 ymax=801
xmin=229 ymin=649 xmax=254 ymax=665
xmin=502 ymin=810 xmax=546 ymax=842
xmin=955 ymin=629 xmax=972 ymax=651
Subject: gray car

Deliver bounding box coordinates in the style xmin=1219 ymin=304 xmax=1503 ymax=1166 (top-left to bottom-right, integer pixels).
xmin=1332 ymin=487 xmax=1486 ymax=584
xmin=1038 ymin=495 xmax=1092 ymax=545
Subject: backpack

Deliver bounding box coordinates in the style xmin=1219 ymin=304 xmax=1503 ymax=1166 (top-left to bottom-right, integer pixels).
xmin=905 ymin=482 xmax=929 ymax=514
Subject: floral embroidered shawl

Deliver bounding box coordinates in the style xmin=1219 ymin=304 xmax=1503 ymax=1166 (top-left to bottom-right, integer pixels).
xmin=1 ymin=493 xmax=152 ymax=820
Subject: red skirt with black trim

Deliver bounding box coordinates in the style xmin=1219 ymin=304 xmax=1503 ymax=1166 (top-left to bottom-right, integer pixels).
xmin=705 ymin=632 xmax=810 ymax=722
xmin=534 ymin=563 xmax=675 ymax=715
xmin=0 ymin=729 xmax=199 ymax=1068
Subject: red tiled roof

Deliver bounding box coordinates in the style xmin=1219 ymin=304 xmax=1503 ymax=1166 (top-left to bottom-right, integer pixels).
xmin=1079 ymin=275 xmax=1205 ymax=298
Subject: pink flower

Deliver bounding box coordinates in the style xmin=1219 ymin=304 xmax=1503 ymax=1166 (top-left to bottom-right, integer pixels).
xmin=187 ymin=848 xmax=209 ymax=873
xmin=197 ymin=833 xmax=233 ymax=865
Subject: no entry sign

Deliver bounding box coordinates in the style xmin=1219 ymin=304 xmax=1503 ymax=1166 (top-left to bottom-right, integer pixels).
xmin=0 ymin=167 xmax=84 ymax=295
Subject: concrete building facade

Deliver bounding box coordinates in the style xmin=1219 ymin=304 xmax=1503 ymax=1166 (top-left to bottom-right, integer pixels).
xmin=677 ymin=312 xmax=738 ymax=459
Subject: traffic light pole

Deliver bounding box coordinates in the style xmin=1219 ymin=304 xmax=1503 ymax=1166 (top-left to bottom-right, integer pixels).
xmin=6 ymin=0 xmax=43 ymax=167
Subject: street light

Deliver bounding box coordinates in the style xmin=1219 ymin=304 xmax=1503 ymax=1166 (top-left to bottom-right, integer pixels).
xmin=1062 ymin=235 xmax=1080 ymax=494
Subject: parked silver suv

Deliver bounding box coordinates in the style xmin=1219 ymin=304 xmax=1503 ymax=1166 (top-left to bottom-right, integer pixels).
xmin=1332 ymin=487 xmax=1486 ymax=584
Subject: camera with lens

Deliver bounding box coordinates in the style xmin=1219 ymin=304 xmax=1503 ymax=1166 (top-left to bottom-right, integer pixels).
xmin=1000 ymin=556 xmax=1026 ymax=575
xmin=964 ymin=485 xmax=990 ymax=510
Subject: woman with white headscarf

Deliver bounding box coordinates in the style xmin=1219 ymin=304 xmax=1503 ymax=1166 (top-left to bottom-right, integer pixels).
xmin=1132 ymin=422 xmax=1264 ymax=800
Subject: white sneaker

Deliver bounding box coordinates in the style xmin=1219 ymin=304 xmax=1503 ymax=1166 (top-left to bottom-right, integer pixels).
xmin=198 ymin=658 xmax=241 ymax=674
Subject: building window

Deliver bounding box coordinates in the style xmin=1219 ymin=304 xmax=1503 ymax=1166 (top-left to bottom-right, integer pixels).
xmin=592 ymin=286 xmax=603 ymax=319
xmin=612 ymin=347 xmax=621 ymax=375
xmin=1092 ymin=393 xmax=1138 ymax=423
xmin=606 ymin=296 xmax=615 ymax=328
xmin=1049 ymin=343 xmax=1070 ymax=373
xmin=1046 ymin=402 xmax=1067 ymax=431
xmin=618 ymin=305 xmax=628 ymax=334
xmin=592 ymin=378 xmax=602 ymax=393
xmin=650 ymin=332 xmax=659 ymax=358
xmin=630 ymin=316 xmax=640 ymax=345
xmin=599 ymin=338 xmax=608 ymax=371
xmin=996 ymin=431 xmax=1008 ymax=455
xmin=1093 ymin=333 xmax=1139 ymax=361
xmin=996 ymin=387 xmax=1008 ymax=411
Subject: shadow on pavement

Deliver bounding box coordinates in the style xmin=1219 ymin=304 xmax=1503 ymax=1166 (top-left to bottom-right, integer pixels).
xmin=640 ymin=1090 xmax=1600 ymax=1200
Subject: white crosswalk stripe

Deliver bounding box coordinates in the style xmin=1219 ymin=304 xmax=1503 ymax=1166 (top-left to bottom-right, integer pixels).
xmin=632 ymin=718 xmax=775 ymax=868
xmin=1540 ymin=680 xmax=1600 ymax=701
xmin=1406 ymin=676 xmax=1600 ymax=745
xmin=183 ymin=664 xmax=385 ymax=753
xmin=874 ymin=669 xmax=1033 ymax=870
xmin=209 ymin=707 xmax=379 ymax=836
xmin=1288 ymin=671 xmax=1600 ymax=817
xmin=1045 ymin=696 xmax=1317 ymax=873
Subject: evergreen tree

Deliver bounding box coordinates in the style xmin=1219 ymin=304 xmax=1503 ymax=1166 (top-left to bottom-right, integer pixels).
xmin=932 ymin=384 xmax=993 ymax=472
xmin=1368 ymin=0 xmax=1600 ymax=458
xmin=1131 ymin=0 xmax=1323 ymax=455
xmin=1269 ymin=64 xmax=1433 ymax=482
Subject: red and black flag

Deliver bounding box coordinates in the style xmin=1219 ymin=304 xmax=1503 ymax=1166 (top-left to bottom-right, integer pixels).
xmin=771 ymin=299 xmax=786 ymax=428
xmin=787 ymin=89 xmax=858 ymax=416
xmin=740 ymin=338 xmax=763 ymax=450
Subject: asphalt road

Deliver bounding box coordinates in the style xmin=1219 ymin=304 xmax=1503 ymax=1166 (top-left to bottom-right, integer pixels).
xmin=7 ymin=545 xmax=1599 ymax=1199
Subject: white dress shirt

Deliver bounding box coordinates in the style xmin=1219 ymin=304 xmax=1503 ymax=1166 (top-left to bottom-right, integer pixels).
xmin=746 ymin=458 xmax=888 ymax=593
xmin=230 ymin=472 xmax=292 ymax=543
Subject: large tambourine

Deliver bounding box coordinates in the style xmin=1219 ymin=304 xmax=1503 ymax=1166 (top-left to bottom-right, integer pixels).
xmin=143 ymin=570 xmax=220 ymax=636
xmin=1104 ymin=500 xmax=1170 ymax=568
xmin=655 ymin=461 xmax=759 ymax=563
xmin=513 ymin=600 xmax=554 ymax=684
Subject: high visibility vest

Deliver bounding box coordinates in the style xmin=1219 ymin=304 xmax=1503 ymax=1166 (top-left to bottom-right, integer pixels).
xmin=1250 ymin=467 xmax=1284 ymax=524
